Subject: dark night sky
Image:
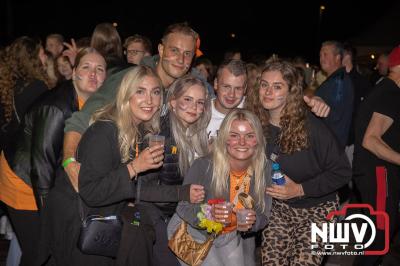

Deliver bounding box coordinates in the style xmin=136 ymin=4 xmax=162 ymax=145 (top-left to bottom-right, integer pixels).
xmin=1 ymin=0 xmax=398 ymax=64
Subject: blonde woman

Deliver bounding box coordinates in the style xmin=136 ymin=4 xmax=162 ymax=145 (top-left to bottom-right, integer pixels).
xmin=168 ymin=109 xmax=272 ymax=266
xmin=144 ymin=74 xmax=211 ymax=265
xmin=43 ymin=66 xmax=201 ymax=265
xmin=167 ymin=74 xmax=211 ymax=175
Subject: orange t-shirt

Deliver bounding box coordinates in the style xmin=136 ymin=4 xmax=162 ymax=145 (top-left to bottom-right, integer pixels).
xmin=0 ymin=97 xmax=84 ymax=211
xmin=0 ymin=152 xmax=38 ymax=210
xmin=78 ymin=97 xmax=84 ymax=110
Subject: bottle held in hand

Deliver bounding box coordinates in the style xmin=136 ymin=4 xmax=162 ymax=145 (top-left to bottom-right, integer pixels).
xmin=271 ymin=162 xmax=286 ymax=185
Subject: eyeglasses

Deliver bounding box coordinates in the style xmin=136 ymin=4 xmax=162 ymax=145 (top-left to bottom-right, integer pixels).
xmin=126 ymin=49 xmax=145 ymax=56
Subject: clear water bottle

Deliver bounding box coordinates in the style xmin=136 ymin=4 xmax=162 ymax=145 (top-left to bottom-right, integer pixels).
xmin=271 ymin=162 xmax=286 ymax=185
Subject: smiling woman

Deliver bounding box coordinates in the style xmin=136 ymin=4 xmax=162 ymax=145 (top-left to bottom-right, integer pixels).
xmin=168 ymin=109 xmax=272 ymax=266
xmin=247 ymin=59 xmax=351 ymax=266
xmin=40 ymin=66 xmax=166 ymax=265
xmin=0 ymin=47 xmax=106 ymax=266
xmin=128 ymin=75 xmax=162 ymax=125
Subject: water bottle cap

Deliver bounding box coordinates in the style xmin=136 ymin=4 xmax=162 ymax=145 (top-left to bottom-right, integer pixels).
xmin=272 ymin=162 xmax=280 ymax=170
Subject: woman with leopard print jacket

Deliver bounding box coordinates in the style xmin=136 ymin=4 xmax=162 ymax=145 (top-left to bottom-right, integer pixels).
xmin=247 ymin=59 xmax=351 ymax=266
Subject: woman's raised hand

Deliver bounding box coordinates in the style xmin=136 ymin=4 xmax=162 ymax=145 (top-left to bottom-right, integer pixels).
xmin=62 ymin=38 xmax=78 ymax=66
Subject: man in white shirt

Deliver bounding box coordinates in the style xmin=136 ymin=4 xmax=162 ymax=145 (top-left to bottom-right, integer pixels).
xmin=207 ymin=60 xmax=247 ymax=138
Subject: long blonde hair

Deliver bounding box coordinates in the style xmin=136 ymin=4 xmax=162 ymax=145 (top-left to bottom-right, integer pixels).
xmin=167 ymin=74 xmax=211 ymax=175
xmin=212 ymin=109 xmax=267 ymax=211
xmin=92 ymin=66 xmax=163 ymax=162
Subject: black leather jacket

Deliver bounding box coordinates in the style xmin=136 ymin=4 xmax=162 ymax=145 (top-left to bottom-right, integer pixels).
xmin=9 ymin=81 xmax=78 ymax=207
xmin=1 ymin=79 xmax=48 ymax=153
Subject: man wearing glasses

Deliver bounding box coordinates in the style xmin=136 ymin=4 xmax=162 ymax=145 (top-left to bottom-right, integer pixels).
xmin=123 ymin=34 xmax=152 ymax=65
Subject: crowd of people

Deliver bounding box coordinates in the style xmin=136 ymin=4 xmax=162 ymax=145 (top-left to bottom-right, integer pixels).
xmin=0 ymin=21 xmax=399 ymax=266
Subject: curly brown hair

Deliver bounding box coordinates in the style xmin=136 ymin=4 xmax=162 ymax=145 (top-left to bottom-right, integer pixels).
xmin=0 ymin=36 xmax=50 ymax=123
xmin=245 ymin=59 xmax=309 ymax=154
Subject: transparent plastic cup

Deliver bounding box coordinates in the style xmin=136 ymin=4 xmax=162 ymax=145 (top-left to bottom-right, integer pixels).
xmin=236 ymin=209 xmax=253 ymax=231
xmin=149 ymin=135 xmax=165 ymax=147
xmin=214 ymin=202 xmax=233 ymax=224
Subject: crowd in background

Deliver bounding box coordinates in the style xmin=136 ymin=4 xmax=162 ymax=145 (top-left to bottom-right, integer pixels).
xmin=0 ymin=21 xmax=399 ymax=266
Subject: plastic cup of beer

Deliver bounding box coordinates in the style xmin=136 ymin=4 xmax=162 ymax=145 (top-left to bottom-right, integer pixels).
xmin=149 ymin=135 xmax=165 ymax=148
xmin=236 ymin=209 xmax=252 ymax=231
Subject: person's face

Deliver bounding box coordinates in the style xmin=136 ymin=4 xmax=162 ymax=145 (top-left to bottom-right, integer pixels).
xmin=46 ymin=38 xmax=63 ymax=57
xmin=319 ymin=44 xmax=340 ymax=75
xmin=130 ymin=76 xmax=162 ymax=125
xmin=158 ymin=32 xmax=196 ymax=79
xmin=195 ymin=64 xmax=209 ymax=81
xmin=214 ymin=68 xmax=246 ymax=112
xmin=57 ymin=57 xmax=73 ymax=79
xmin=227 ymin=119 xmax=258 ymax=164
xmin=126 ymin=41 xmax=146 ymax=65
xmin=170 ymin=84 xmax=206 ymax=128
xmin=376 ymin=55 xmax=389 ymax=76
xmin=259 ymin=70 xmax=289 ymax=115
xmin=73 ymin=53 xmax=106 ymax=94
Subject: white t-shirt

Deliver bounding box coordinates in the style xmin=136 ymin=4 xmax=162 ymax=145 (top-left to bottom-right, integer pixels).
xmin=206 ymin=98 xmax=245 ymax=138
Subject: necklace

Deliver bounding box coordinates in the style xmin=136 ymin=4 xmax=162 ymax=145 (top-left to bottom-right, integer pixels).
xmin=230 ymin=170 xmax=247 ymax=191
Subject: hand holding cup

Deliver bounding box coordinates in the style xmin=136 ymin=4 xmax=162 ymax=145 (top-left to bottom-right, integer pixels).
xmin=211 ymin=202 xmax=233 ymax=224
xmin=149 ymin=135 xmax=165 ymax=148
xmin=236 ymin=209 xmax=256 ymax=231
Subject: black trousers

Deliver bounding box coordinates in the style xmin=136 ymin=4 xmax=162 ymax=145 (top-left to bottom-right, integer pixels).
xmin=152 ymin=217 xmax=180 ymax=266
xmin=6 ymin=206 xmax=41 ymax=266
xmin=353 ymin=166 xmax=400 ymax=266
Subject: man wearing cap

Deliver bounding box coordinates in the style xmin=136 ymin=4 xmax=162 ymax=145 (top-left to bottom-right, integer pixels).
xmin=353 ymin=45 xmax=400 ymax=266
